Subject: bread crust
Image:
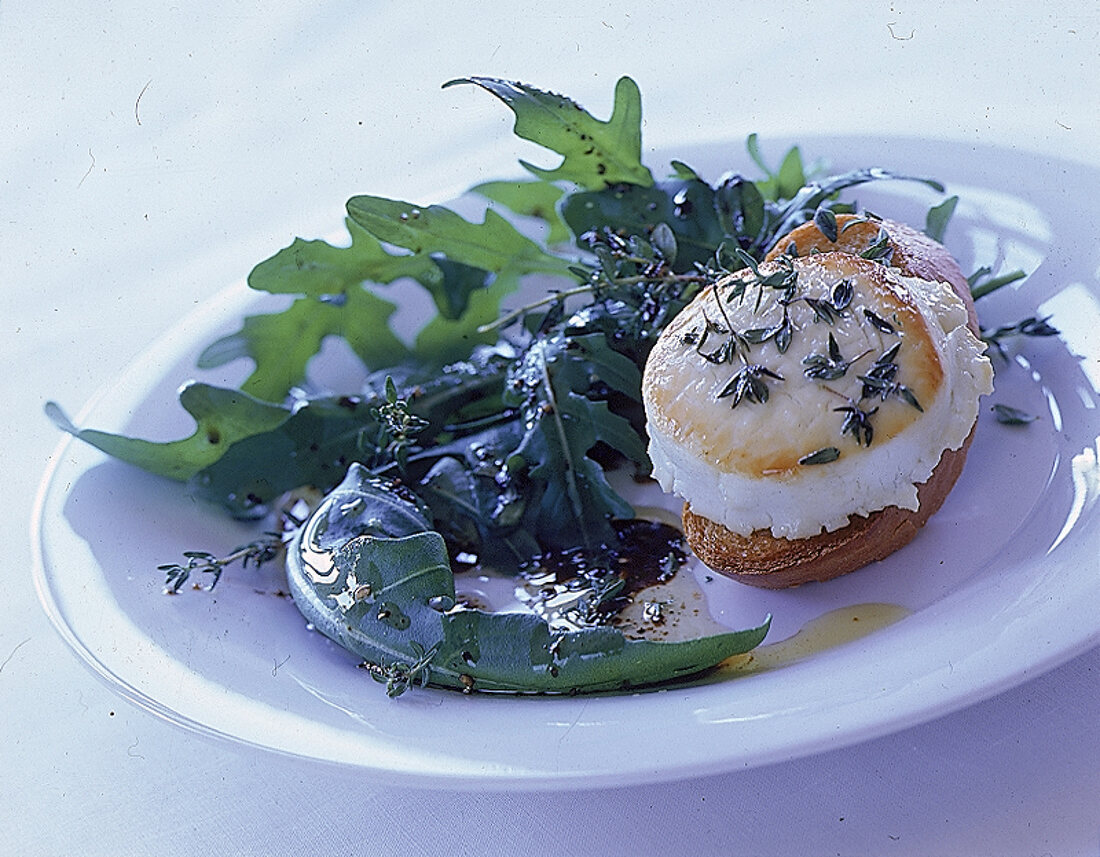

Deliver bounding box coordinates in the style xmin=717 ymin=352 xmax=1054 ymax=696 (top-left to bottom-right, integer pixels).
xmin=679 ymin=222 xmax=982 ymax=587
xmin=682 ymin=427 xmax=975 ymax=588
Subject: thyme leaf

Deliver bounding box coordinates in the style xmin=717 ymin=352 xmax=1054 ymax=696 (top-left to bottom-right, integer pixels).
xmin=813 ymin=206 xmax=839 ymax=242
xmin=860 ymin=226 xmax=894 ymax=262
xmin=862 ymin=307 xmax=897 ymax=333
xmin=991 ymin=403 xmax=1039 ymax=425
xmin=799 ymin=446 xmax=841 ymax=465
xmin=802 ymin=332 xmax=854 ymax=380
xmin=717 ymin=363 xmax=784 ymax=407
xmin=835 ymin=403 xmax=879 ymax=447
xmin=982 ymin=315 xmax=1060 ymax=360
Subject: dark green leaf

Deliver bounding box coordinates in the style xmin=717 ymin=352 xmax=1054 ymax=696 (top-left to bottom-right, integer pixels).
xmin=187 ymin=393 xmax=383 ymax=517
xmin=45 ymin=385 xmax=291 ymax=482
xmin=714 ymin=175 xmax=767 ymax=248
xmin=286 ymin=466 xmax=770 ymax=694
xmin=924 ymin=195 xmax=958 ymax=243
xmin=991 ymin=403 xmax=1038 ymax=425
xmin=446 ymin=76 xmax=653 ymax=189
xmin=561 ymin=178 xmax=726 ymax=271
xmin=471 ymin=179 xmax=571 ymax=244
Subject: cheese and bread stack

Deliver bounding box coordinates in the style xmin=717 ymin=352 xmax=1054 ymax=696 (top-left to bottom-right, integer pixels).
xmin=641 ymin=214 xmax=993 ymax=587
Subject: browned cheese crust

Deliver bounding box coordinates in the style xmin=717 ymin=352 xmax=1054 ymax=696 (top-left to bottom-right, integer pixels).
xmin=680 ymin=220 xmax=982 ymax=587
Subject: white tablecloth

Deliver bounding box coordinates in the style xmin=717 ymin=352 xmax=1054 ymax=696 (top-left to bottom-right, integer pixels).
xmin=4 ymin=3 xmax=1099 ymax=854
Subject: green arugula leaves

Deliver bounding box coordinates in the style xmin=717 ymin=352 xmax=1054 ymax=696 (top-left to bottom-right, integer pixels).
xmin=200 ymin=197 xmax=574 ymax=402
xmin=445 ymin=76 xmax=653 ymax=189
xmin=45 ymin=386 xmax=291 ymax=482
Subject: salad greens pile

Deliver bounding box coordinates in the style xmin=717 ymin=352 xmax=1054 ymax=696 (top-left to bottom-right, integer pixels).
xmin=47 ymin=76 xmax=1046 ymax=696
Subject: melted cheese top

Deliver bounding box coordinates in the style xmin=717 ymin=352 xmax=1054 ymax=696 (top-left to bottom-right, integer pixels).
xmin=642 ymin=252 xmax=993 ymax=539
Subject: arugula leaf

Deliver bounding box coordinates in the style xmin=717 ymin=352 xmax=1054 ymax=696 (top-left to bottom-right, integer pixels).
xmin=45 ymin=385 xmax=291 ymax=482
xmin=246 ymin=217 xmax=441 ymax=297
xmin=503 ymin=332 xmax=648 ymax=550
xmin=446 ymin=76 xmax=654 ymax=189
xmin=198 ymin=289 xmax=409 ymax=402
xmin=472 ymin=179 xmax=571 ymax=244
xmin=199 ymin=217 xmax=504 ymax=400
xmin=345 ymin=195 xmax=574 ymax=279
xmin=418 ymin=453 xmax=540 ymax=567
xmin=924 ymin=195 xmax=959 ymax=243
xmin=287 ymin=465 xmax=770 ymax=694
xmin=746 ymin=135 xmax=809 ymax=201
xmin=188 ymin=393 xmax=384 ymax=518
xmin=561 ymin=178 xmax=727 ymax=271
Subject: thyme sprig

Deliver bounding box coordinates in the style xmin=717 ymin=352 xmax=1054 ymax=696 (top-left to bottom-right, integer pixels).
xmin=741 ymin=314 xmax=793 ymax=353
xmin=982 ymin=315 xmax=1059 ymax=360
xmin=370 ymin=376 xmax=431 ymax=475
xmin=836 ymin=403 xmax=879 ymax=447
xmin=802 ymin=332 xmax=865 ymax=380
xmin=158 ymin=533 xmax=285 ymax=593
xmin=725 ymin=250 xmax=799 ymax=307
xmin=858 ymin=342 xmax=923 ymax=411
xmin=717 ymin=361 xmax=784 ymax=407
xmin=359 ymin=641 xmax=441 ymax=698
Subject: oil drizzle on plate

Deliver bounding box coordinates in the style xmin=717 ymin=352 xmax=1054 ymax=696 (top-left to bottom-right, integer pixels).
xmin=722 ymin=602 xmax=911 ymax=675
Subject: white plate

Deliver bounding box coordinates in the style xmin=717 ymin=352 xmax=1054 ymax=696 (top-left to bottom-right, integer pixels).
xmin=33 ymin=136 xmax=1100 ymax=789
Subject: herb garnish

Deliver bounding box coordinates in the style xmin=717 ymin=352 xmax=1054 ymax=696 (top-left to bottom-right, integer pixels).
xmin=803 ymin=332 xmax=860 ymax=381
xmin=991 ymin=403 xmax=1039 ymax=425
xmin=862 ymin=307 xmax=897 ymax=333
xmin=858 ymin=342 xmax=923 ymax=412
xmin=799 ymin=447 xmax=841 ymax=465
xmin=717 ymin=362 xmax=785 ymax=407
xmin=836 ymin=403 xmax=880 ymax=447
xmin=157 ymin=534 xmax=285 ymax=594
xmin=982 ymin=315 xmax=1060 ymax=360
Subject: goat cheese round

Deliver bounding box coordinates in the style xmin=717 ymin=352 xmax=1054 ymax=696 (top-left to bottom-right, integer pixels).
xmin=642 ymin=252 xmax=993 ymax=540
